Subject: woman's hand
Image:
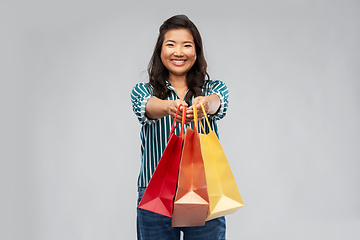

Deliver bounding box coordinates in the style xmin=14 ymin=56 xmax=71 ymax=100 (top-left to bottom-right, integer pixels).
xmin=168 ymin=99 xmax=189 ymax=123
xmin=189 ymin=96 xmax=209 ymax=120
xmin=187 ymin=94 xmax=221 ymax=122
xmin=145 ymin=94 xmax=220 ymax=124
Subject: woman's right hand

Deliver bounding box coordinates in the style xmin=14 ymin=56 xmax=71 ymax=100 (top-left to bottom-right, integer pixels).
xmin=168 ymin=100 xmax=189 ymax=124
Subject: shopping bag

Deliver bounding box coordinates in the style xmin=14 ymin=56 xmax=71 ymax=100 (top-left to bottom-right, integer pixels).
xmin=172 ymin=105 xmax=209 ymax=227
xmin=197 ymin=103 xmax=244 ymax=221
xmin=138 ymin=105 xmax=187 ymax=217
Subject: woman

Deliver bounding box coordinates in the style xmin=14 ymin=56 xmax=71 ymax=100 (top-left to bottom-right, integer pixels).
xmin=131 ymin=14 xmax=229 ymax=240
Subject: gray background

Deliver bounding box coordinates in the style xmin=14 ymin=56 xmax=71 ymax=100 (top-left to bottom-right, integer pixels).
xmin=1 ymin=0 xmax=359 ymax=239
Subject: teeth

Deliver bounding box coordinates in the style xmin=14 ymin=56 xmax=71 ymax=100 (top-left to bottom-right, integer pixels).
xmin=172 ymin=60 xmax=185 ymax=63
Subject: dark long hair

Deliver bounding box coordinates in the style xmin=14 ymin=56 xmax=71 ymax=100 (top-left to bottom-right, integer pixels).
xmin=147 ymin=14 xmax=209 ymax=105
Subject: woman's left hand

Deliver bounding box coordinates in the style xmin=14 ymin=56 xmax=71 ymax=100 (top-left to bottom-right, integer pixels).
xmin=187 ymin=96 xmax=210 ymax=121
xmin=186 ymin=94 xmax=221 ymax=122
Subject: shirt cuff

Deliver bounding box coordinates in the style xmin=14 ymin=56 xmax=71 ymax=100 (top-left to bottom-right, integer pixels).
xmin=138 ymin=95 xmax=157 ymax=125
xmin=207 ymin=92 xmax=227 ymax=121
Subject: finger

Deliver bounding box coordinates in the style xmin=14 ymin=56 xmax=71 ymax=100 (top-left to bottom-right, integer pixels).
xmin=185 ymin=111 xmax=194 ymax=123
xmin=201 ymin=103 xmax=209 ymax=114
xmin=185 ymin=118 xmax=193 ymax=124
xmin=178 ymin=109 xmax=186 ymax=121
xmin=175 ymin=110 xmax=181 ymax=120
xmin=196 ymin=104 xmax=206 ymax=116
xmin=192 ymin=96 xmax=200 ymax=105
xmin=185 ymin=106 xmax=193 ymax=117
xmin=180 ymin=102 xmax=188 ymax=112
xmin=173 ymin=100 xmax=181 ymax=109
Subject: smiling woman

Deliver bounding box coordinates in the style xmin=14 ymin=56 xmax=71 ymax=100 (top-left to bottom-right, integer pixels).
xmin=146 ymin=15 xmax=210 ymax=107
xmin=130 ymin=14 xmax=229 ymax=240
xmin=160 ymin=28 xmax=197 ymax=84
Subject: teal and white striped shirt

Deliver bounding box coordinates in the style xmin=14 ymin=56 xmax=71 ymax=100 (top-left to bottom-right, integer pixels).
xmin=131 ymin=80 xmax=229 ymax=187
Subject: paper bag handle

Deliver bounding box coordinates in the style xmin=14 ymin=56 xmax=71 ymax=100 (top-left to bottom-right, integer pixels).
xmin=193 ymin=104 xmax=198 ymax=132
xmin=195 ymin=103 xmax=212 ymax=133
xmin=169 ymin=104 xmax=187 ymax=139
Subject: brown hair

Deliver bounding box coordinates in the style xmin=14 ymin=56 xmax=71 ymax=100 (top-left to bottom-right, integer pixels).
xmin=147 ymin=14 xmax=209 ymax=105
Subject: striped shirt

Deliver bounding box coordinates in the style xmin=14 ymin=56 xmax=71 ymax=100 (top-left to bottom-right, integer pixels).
xmin=131 ymin=80 xmax=229 ymax=187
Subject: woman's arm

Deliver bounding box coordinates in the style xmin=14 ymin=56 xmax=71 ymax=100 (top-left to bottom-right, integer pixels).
xmin=188 ymin=79 xmax=229 ymax=121
xmin=189 ymin=94 xmax=221 ymax=120
xmin=145 ymin=97 xmax=189 ymax=123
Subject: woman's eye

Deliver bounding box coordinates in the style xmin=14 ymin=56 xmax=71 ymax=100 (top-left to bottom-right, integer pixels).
xmin=166 ymin=43 xmax=174 ymax=47
xmin=185 ymin=44 xmax=192 ymax=47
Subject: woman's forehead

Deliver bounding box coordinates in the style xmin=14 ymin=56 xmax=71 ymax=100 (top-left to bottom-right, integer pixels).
xmin=163 ymin=29 xmax=194 ymax=42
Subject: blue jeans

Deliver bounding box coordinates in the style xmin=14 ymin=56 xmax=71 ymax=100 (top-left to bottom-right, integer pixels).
xmin=137 ymin=187 xmax=226 ymax=240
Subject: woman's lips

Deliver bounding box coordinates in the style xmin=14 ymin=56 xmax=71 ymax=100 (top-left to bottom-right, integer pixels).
xmin=171 ymin=59 xmax=186 ymax=66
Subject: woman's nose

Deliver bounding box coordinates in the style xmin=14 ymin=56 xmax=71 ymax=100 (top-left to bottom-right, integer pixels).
xmin=174 ymin=48 xmax=183 ymax=56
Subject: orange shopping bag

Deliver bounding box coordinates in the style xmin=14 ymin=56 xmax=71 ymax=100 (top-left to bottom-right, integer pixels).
xmin=172 ymin=105 xmax=209 ymax=227
xmin=197 ymin=103 xmax=244 ymax=221
xmin=138 ymin=105 xmax=186 ymax=217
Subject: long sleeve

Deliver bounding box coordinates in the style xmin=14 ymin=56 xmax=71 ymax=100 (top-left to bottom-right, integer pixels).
xmin=131 ymin=83 xmax=157 ymax=125
xmin=204 ymin=80 xmax=229 ymax=121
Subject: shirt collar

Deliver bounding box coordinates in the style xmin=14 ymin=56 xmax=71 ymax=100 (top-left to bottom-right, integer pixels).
xmin=166 ymin=80 xmax=172 ymax=88
xmin=166 ymin=80 xmax=176 ymax=92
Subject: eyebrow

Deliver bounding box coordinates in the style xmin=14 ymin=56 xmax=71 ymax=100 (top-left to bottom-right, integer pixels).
xmin=164 ymin=40 xmax=194 ymax=44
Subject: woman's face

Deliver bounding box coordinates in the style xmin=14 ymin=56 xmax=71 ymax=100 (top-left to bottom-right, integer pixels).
xmin=160 ymin=28 xmax=197 ymax=80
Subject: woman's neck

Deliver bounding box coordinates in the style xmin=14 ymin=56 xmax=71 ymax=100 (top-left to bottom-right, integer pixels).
xmin=168 ymin=74 xmax=188 ymax=100
xmin=168 ymin=74 xmax=187 ymax=88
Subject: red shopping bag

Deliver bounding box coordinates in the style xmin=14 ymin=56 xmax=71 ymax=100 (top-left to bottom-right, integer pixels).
xmin=172 ymin=105 xmax=209 ymax=227
xmin=138 ymin=105 xmax=186 ymax=217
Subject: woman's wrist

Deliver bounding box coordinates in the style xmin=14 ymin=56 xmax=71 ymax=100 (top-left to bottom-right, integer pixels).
xmin=166 ymin=100 xmax=175 ymax=116
xmin=206 ymin=94 xmax=221 ymax=115
xmin=145 ymin=97 xmax=173 ymax=119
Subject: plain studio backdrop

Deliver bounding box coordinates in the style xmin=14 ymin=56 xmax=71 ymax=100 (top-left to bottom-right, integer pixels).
xmin=1 ymin=0 xmax=359 ymax=239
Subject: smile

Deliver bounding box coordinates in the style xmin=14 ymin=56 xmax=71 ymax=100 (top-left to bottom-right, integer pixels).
xmin=171 ymin=60 xmax=186 ymax=65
